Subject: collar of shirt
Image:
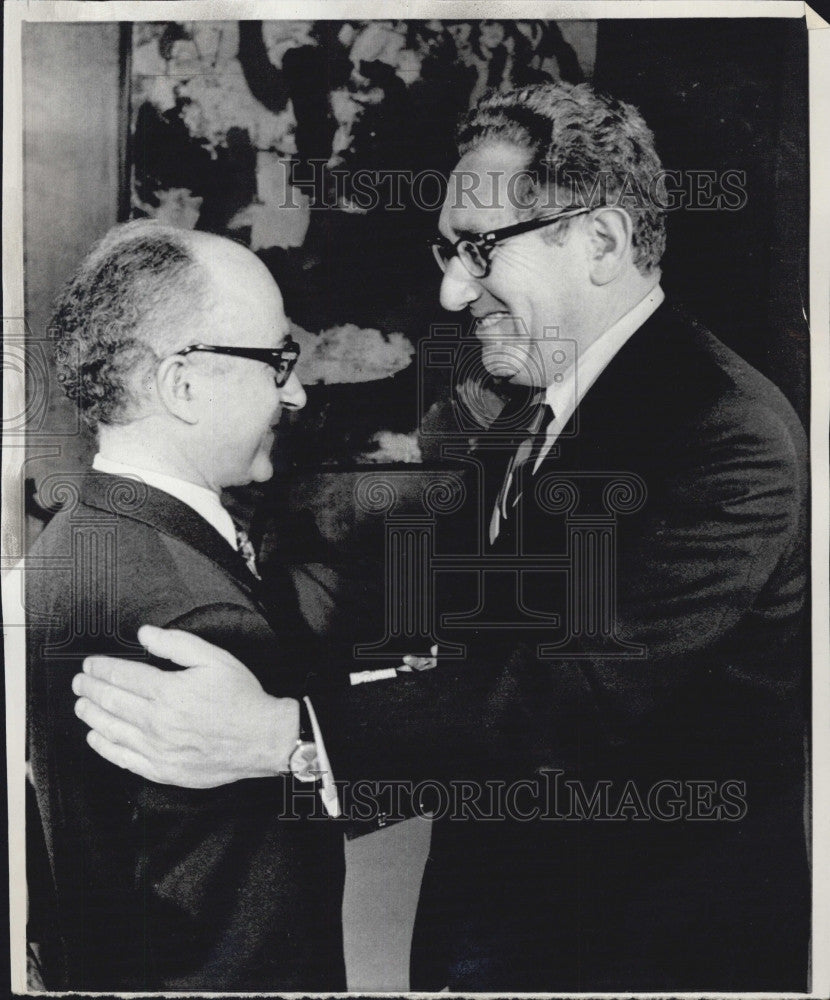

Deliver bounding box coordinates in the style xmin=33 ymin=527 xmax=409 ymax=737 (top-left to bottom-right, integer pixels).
xmin=534 ymin=284 xmax=665 ymax=472
xmin=92 ymin=453 xmax=238 ymax=550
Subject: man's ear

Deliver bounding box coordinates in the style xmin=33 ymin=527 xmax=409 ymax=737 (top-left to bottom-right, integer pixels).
xmin=585 ymin=207 xmax=633 ymax=285
xmin=155 ymin=356 xmax=199 ymax=424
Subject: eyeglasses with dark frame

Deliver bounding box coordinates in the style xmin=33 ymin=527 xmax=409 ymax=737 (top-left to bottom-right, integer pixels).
xmin=430 ymin=206 xmax=593 ymax=279
xmin=176 ymin=336 xmax=301 ymax=387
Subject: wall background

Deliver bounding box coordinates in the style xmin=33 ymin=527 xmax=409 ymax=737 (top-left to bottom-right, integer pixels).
xmin=23 ymin=17 xmax=809 ymax=488
xmin=22 ymin=23 xmax=128 ymax=492
xmin=595 ymin=18 xmax=809 ymax=421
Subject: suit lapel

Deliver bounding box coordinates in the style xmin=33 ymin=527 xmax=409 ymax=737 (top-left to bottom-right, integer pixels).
xmin=485 ymin=302 xmax=669 ymax=482
xmin=80 ymin=473 xmax=264 ymax=606
xmin=539 ymin=300 xmax=676 ymax=473
xmin=489 ymin=302 xmax=677 ymax=545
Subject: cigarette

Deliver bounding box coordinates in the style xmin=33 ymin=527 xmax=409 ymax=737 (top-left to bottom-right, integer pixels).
xmin=349 ymin=667 xmax=398 ymax=685
xmin=351 ymin=647 xmax=439 ymax=683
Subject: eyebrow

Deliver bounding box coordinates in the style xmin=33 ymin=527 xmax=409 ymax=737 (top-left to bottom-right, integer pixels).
xmin=453 ymin=227 xmax=486 ymax=239
xmin=444 ymin=224 xmax=490 ymax=241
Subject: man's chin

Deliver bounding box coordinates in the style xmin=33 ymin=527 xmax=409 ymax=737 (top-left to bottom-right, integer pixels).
xmin=481 ymin=350 xmax=531 ymax=384
xmin=480 ymin=342 xmax=545 ymax=386
xmin=241 ymin=453 xmax=275 ymax=485
xmin=250 ymin=463 xmax=274 ymax=484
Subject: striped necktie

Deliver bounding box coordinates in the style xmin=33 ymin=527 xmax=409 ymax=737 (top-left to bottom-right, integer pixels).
xmin=490 ymin=402 xmax=555 ymax=545
xmin=235 ymin=527 xmax=262 ymax=580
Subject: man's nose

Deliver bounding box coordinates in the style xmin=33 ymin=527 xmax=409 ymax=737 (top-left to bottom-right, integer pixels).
xmin=439 ymin=258 xmax=481 ymax=312
xmin=279 ymin=372 xmax=306 ymax=411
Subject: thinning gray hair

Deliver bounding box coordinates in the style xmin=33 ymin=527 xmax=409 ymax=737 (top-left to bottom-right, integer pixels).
xmin=51 ymin=220 xmax=211 ymax=427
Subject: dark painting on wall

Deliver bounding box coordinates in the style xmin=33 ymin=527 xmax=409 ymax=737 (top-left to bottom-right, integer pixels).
xmin=128 ymin=19 xmax=597 ymax=467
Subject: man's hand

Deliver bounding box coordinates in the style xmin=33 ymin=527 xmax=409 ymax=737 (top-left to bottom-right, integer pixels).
xmin=72 ymin=625 xmax=299 ymax=788
xmin=400 ymin=644 xmax=439 ymax=672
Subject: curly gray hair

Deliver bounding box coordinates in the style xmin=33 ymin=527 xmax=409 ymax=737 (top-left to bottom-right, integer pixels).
xmin=457 ymin=82 xmax=666 ymax=274
xmin=50 ymin=221 xmax=210 ymax=427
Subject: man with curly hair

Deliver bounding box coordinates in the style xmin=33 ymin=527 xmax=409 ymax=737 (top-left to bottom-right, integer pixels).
xmin=410 ymin=82 xmax=809 ymax=990
xmin=25 ymin=222 xmax=353 ymax=991
xmin=71 ymin=83 xmax=809 ymax=991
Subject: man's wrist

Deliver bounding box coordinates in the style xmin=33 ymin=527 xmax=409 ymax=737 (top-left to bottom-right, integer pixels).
xmin=255 ymin=695 xmax=300 ymax=776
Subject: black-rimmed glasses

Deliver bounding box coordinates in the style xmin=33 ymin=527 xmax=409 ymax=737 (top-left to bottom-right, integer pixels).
xmin=431 ymin=206 xmax=593 ymax=279
xmin=176 ymin=336 xmax=301 ymax=387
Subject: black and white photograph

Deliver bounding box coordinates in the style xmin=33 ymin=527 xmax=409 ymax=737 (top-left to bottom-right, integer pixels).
xmin=2 ymin=1 xmax=828 ymax=996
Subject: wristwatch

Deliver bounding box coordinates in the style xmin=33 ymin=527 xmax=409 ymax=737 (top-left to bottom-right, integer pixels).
xmin=286 ymin=698 xmax=320 ymax=783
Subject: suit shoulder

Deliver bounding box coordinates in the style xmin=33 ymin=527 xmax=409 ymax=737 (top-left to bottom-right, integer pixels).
xmin=25 ymin=502 xmax=256 ymax=634
xmin=637 ymin=306 xmax=806 ymax=453
xmin=690 ymin=323 xmax=805 ymax=468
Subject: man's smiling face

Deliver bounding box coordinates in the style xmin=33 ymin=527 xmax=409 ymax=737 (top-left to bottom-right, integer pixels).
xmin=438 ymin=141 xmax=589 ymax=388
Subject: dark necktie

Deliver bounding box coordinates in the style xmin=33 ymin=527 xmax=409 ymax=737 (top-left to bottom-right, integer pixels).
xmin=490 ymin=401 xmax=555 ymax=545
xmin=235 ymin=526 xmax=262 ymax=580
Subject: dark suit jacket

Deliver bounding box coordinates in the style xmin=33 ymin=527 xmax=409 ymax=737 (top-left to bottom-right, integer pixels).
xmin=26 ymin=474 xmax=346 ymax=992
xmin=319 ymin=301 xmax=810 ymax=991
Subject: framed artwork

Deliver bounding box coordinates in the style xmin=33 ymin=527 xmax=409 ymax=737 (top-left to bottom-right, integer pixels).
xmin=128 ymin=20 xmax=597 ymax=467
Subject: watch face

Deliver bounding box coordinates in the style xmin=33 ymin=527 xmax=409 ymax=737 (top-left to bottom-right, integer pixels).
xmin=289 ymin=741 xmax=320 ymax=783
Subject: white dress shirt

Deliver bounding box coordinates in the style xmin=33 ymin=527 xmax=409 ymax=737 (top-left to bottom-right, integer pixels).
xmin=490 ymin=285 xmax=664 ymax=542
xmin=91 ymin=453 xmax=341 ymax=817
xmin=92 ymin=454 xmax=238 ymax=548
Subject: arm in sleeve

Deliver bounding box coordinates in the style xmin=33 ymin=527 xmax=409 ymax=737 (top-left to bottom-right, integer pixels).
xmin=313 ymin=397 xmax=808 ymax=782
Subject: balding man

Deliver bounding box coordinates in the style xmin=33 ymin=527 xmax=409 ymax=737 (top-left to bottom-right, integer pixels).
xmin=25 ymin=222 xmax=348 ymax=991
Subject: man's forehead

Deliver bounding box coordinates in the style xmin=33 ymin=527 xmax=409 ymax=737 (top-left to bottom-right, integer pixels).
xmin=201 ymin=248 xmax=288 ymax=348
xmin=441 ymin=141 xmax=530 ymax=233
